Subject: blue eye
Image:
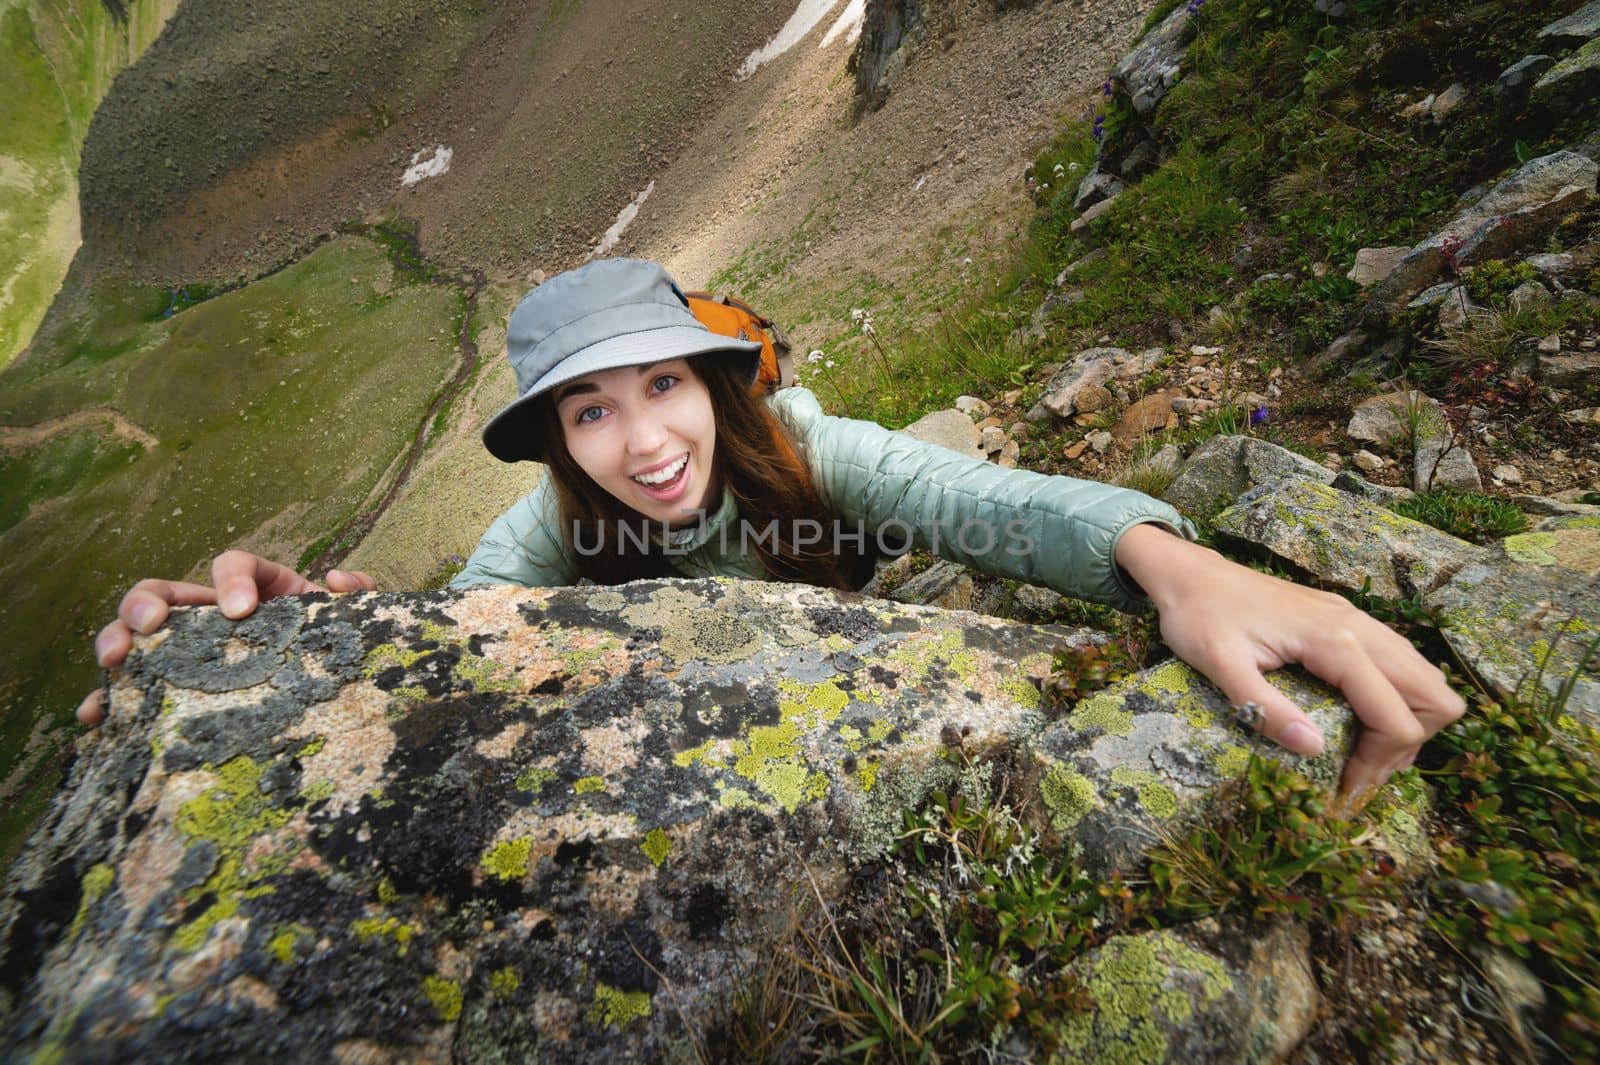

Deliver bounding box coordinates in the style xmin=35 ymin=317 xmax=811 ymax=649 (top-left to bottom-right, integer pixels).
xmin=576 ymin=406 xmax=604 ymax=425
xmin=651 ymin=374 xmax=679 ymax=394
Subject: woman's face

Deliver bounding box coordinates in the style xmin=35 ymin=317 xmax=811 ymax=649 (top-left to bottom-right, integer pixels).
xmin=553 ymin=358 xmax=719 ymax=526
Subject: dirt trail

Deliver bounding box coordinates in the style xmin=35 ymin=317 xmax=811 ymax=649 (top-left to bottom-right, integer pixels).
xmin=0 ymin=408 xmax=159 ymax=454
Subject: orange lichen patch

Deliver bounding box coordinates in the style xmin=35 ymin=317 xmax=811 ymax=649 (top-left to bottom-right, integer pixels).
xmin=446 ymin=586 xmax=556 ymax=640
xmin=294 ymin=681 xmax=393 ymax=736
xmin=475 ymin=722 xmax=530 ymax=760
xmin=582 ymin=865 xmax=649 ymax=917
xmin=296 ymin=721 xmax=398 ymax=818
xmin=580 ymin=721 xmax=648 ymax=776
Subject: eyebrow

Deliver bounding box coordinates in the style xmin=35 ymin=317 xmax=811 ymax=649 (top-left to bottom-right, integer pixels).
xmin=553 ymin=362 xmax=662 ymax=405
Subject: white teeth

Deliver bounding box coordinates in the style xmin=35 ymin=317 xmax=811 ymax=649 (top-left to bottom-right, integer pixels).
xmin=633 ymin=454 xmax=687 ymax=486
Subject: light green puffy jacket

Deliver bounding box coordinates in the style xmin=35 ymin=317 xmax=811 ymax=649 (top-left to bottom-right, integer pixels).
xmin=451 ymin=387 xmax=1195 ymax=613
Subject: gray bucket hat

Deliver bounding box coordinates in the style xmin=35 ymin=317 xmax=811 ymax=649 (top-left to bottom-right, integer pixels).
xmin=482 ymin=258 xmax=763 ymax=463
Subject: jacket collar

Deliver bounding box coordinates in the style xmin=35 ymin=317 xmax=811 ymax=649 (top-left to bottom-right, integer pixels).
xmin=655 ymin=486 xmax=738 ymax=551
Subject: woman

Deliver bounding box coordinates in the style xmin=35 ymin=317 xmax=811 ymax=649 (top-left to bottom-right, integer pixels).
xmin=83 ymin=259 xmax=1464 ymax=799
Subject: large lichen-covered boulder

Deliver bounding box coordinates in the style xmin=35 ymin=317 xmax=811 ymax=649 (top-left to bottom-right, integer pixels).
xmin=1211 ymin=478 xmax=1485 ymax=599
xmin=1428 ymin=518 xmax=1600 ymax=723
xmin=0 ymin=578 xmax=1362 ymax=1060
xmin=1112 ymin=3 xmax=1197 ymax=116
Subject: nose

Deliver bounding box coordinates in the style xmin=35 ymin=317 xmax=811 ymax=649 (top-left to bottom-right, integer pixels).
xmin=625 ymin=408 xmax=669 ymax=457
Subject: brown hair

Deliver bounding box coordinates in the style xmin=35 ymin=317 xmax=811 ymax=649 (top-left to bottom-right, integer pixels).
xmin=529 ymin=356 xmax=874 ymax=590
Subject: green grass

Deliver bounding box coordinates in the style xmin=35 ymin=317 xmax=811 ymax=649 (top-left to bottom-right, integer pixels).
xmin=1388 ymin=488 xmax=1529 ymax=544
xmin=0 ymin=235 xmax=467 ymax=854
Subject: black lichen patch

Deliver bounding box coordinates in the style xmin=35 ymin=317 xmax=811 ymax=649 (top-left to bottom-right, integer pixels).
xmin=959 ymin=621 xmax=1076 ymax=660
xmin=138 ymin=597 xmax=305 ymax=692
xmin=868 ymin=664 xmax=900 ymax=689
xmin=533 ymin=594 xmax=636 ymax=637
xmin=270 ymin=618 xmax=366 ymax=703
xmin=801 ymin=602 xmax=887 ymax=643
xmin=678 ymin=680 xmax=773 ymax=742
xmin=677 ymin=882 xmax=733 ymax=940
xmin=591 ymin=919 xmax=663 ymax=995
xmin=0 ymin=860 xmax=81 ymax=999
xmin=564 ymin=667 xmax=667 ymax=729
xmin=165 ymin=691 xmax=307 ymax=771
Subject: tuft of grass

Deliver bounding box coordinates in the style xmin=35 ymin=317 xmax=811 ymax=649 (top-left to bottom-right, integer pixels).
xmin=1388 ymin=488 xmax=1529 ymax=544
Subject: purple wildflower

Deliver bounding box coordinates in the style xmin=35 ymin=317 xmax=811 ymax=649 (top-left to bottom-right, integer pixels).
xmin=1103 ymin=78 xmax=1113 ymax=96
xmin=1186 ymin=0 xmax=1205 ymax=12
xmin=1249 ymin=404 xmax=1269 ymax=427
xmin=1092 ymin=114 xmax=1105 ymax=141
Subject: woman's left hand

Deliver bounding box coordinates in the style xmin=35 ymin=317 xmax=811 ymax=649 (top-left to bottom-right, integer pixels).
xmin=1114 ymin=523 xmax=1466 ymax=800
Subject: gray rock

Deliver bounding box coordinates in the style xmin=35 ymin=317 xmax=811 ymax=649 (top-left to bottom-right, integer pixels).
xmin=1527 ymin=244 xmax=1598 ymax=280
xmin=1348 ymin=246 xmax=1411 ymax=287
xmin=1415 ymin=436 xmax=1482 ymax=492
xmin=1428 ymin=551 xmax=1600 ymax=723
xmin=1118 ymin=137 xmax=1159 ymax=178
xmin=1532 ymin=40 xmax=1600 ymax=114
xmin=1055 ymin=248 xmax=1107 ymax=285
xmin=1026 ymin=348 xmax=1123 ymax=421
xmin=1354 ymin=449 xmax=1385 ymax=473
xmin=1213 ymin=477 xmax=1485 ymax=598
xmin=1316 ymin=329 xmax=1370 ymax=369
xmin=1511 ymin=493 xmax=1600 ymax=516
xmin=979 ymin=425 xmax=1008 ymax=454
xmin=1496 ymin=55 xmax=1556 ymax=96
xmin=1074 ymin=168 xmax=1126 ymax=213
xmin=1491 ymin=464 xmax=1523 ymax=485
xmin=1070 ymin=194 xmax=1119 ymax=233
xmin=1430 ymin=83 xmax=1469 ymax=121
xmin=1162 ymin=435 xmax=1336 ymax=520
xmin=1437 ymin=286 xmax=1482 ymax=331
xmin=1361 ymin=151 xmax=1598 ymax=324
xmin=899 ymin=408 xmax=985 ymax=458
xmin=1407 ymin=281 xmax=1461 ymax=311
xmin=1539 ymin=350 xmax=1600 ymax=388
xmin=1332 ymin=470 xmax=1413 ymax=502
xmin=1348 ymin=391 xmax=1440 ymax=450
xmin=884 ymin=558 xmax=976 ymax=610
xmin=1539 ymin=0 xmax=1600 ymax=50
xmin=1112 ymin=4 xmax=1197 ymax=116
xmin=1509 ymin=280 xmax=1553 ymax=311
xmin=953 ymin=395 xmax=991 ymax=417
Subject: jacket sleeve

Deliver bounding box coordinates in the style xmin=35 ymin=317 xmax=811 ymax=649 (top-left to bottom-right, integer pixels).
xmin=768 ymin=387 xmax=1196 ymax=613
xmin=449 ymin=474 xmax=579 ymax=589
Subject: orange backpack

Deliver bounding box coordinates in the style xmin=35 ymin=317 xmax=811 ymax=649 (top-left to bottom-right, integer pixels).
xmin=684 ymin=291 xmax=790 ymax=395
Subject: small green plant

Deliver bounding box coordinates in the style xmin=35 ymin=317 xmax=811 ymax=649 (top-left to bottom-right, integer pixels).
xmin=1040 ymin=636 xmax=1146 ymax=706
xmin=1388 ymin=488 xmax=1529 ymax=543
xmin=1462 ymin=260 xmax=1539 ymax=309
xmin=421 ymin=554 xmax=466 ymax=590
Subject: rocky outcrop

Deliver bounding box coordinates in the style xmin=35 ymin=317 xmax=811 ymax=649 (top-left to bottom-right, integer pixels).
xmin=850 ymin=0 xmax=1042 ymax=112
xmin=1163 ymin=436 xmax=1335 ymax=522
xmin=0 ymin=579 xmax=1353 ymax=1060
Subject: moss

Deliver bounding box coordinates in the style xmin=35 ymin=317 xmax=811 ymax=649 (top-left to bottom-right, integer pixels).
xmin=67 ymin=863 xmax=115 ymax=942
xmin=423 ymin=975 xmax=463 ymax=1022
xmin=573 ymin=775 xmax=607 ymax=795
xmin=480 ymin=838 xmax=532 ymax=881
xmin=1040 ymin=764 xmax=1101 ymax=831
xmin=352 ymin=915 xmax=414 ymax=953
xmin=588 ymin=981 xmax=652 ymax=1029
xmin=640 ymin=827 xmax=672 ymax=868
xmin=1059 ymin=932 xmax=1233 ymax=1063
xmin=514 ymin=766 xmax=557 ymax=792
xmin=489 ymin=967 xmax=521 ymax=997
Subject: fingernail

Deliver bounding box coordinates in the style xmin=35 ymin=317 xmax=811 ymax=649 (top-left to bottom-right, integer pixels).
xmin=130 ymin=602 xmax=158 ymax=632
xmin=222 ymin=592 xmax=251 ymax=617
xmin=1280 ymin=721 xmax=1325 ymax=757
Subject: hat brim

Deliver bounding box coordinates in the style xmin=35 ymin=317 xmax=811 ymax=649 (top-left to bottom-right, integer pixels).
xmin=482 ymin=325 xmax=763 ymax=463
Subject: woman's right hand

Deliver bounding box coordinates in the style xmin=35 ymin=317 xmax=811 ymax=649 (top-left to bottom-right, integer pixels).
xmin=77 ymin=550 xmax=375 ymax=726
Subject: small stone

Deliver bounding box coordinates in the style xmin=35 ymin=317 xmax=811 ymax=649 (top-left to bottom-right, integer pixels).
xmin=1064 ymin=440 xmax=1089 ymax=460
xmin=975 ymin=416 xmax=1004 ymax=431
xmin=1355 ymin=450 xmax=1385 ymax=473
xmin=1074 ymin=383 xmax=1114 ymax=413
xmin=1492 ymin=465 xmax=1523 ymax=484
xmin=1348 ymin=246 xmax=1411 ymax=287
xmin=1430 ymin=83 xmax=1469 ymax=120
xmin=1311 ymin=261 xmax=1331 ymax=278
xmin=1537 ymin=334 xmax=1562 ymax=353
xmin=980 ymin=426 xmax=1008 ymax=454
xmin=954 ymin=395 xmax=992 ymax=417
xmin=1085 ymin=430 xmax=1114 ymax=454
xmin=1002 ymin=388 xmax=1024 ymax=405
xmin=1323 ymin=453 xmax=1344 ymax=470
xmin=997 ymin=441 xmax=1021 ymax=469
xmin=1070 ymin=196 xmax=1118 ymax=233
xmin=1007 ymin=422 xmax=1029 ymax=441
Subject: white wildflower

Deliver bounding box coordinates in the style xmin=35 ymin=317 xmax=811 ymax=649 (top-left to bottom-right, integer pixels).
xmin=825 ymin=359 xmax=835 ymax=368
xmin=807 ymin=349 xmax=824 ymax=364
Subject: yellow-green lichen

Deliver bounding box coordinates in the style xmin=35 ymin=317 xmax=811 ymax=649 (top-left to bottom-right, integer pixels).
xmin=268 ymin=924 xmax=312 ymax=964
xmin=588 ymin=982 xmax=652 ymax=1029
xmin=423 ymin=975 xmax=463 ymax=1022
xmin=1040 ymin=765 xmax=1101 ymax=831
xmin=672 ymin=739 xmax=725 ymax=769
xmin=297 ymin=736 xmax=325 ymax=758
xmin=640 ymin=827 xmax=672 ymax=867
xmin=352 ymin=916 xmax=415 ymax=953
xmin=1059 ymin=932 xmax=1233 ymax=1063
xmin=377 ymin=877 xmax=400 ymax=904
xmin=777 ymin=678 xmax=851 ymax=725
xmin=888 ymin=629 xmax=979 ymax=684
xmin=857 ymin=758 xmax=881 ymax=792
xmin=573 ymin=775 xmax=607 ymax=795
xmin=1213 ymin=745 xmax=1252 ymax=779
xmin=1070 ymin=690 xmax=1135 ymax=737
xmin=563 ymin=642 xmax=616 ymax=675
xmin=67 ymin=864 xmax=115 ymax=942
xmin=717 ymin=786 xmax=757 ymax=809
xmin=867 ymin=718 xmax=894 ymax=744
xmin=490 ymin=966 xmax=522 ymax=996
xmin=480 ymin=838 xmax=533 ymax=881
xmin=515 ymin=766 xmax=557 ymax=792
xmin=729 ymin=721 xmax=827 ymax=812
xmin=839 ymin=724 xmax=865 ymax=751
xmin=172 ymin=757 xmax=296 ymax=953
xmin=1504 ymin=532 xmax=1560 ymax=566
xmin=1000 ymin=675 xmax=1043 ymax=710
xmin=824 ymin=633 xmax=853 ymax=652
xmin=299 ymin=778 xmax=335 ymax=802
xmin=1109 ymin=767 xmax=1179 ymax=820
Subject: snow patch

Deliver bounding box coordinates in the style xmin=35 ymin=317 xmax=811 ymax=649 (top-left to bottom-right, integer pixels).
xmin=820 ymin=0 xmax=864 ymax=49
xmin=401 ymin=145 xmax=452 ymax=187
xmin=589 ymin=181 xmax=656 ymax=260
xmin=737 ymin=0 xmax=843 ymax=80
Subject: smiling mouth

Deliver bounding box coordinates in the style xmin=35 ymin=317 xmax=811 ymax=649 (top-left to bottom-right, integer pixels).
xmin=632 ymin=453 xmax=688 ymax=488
